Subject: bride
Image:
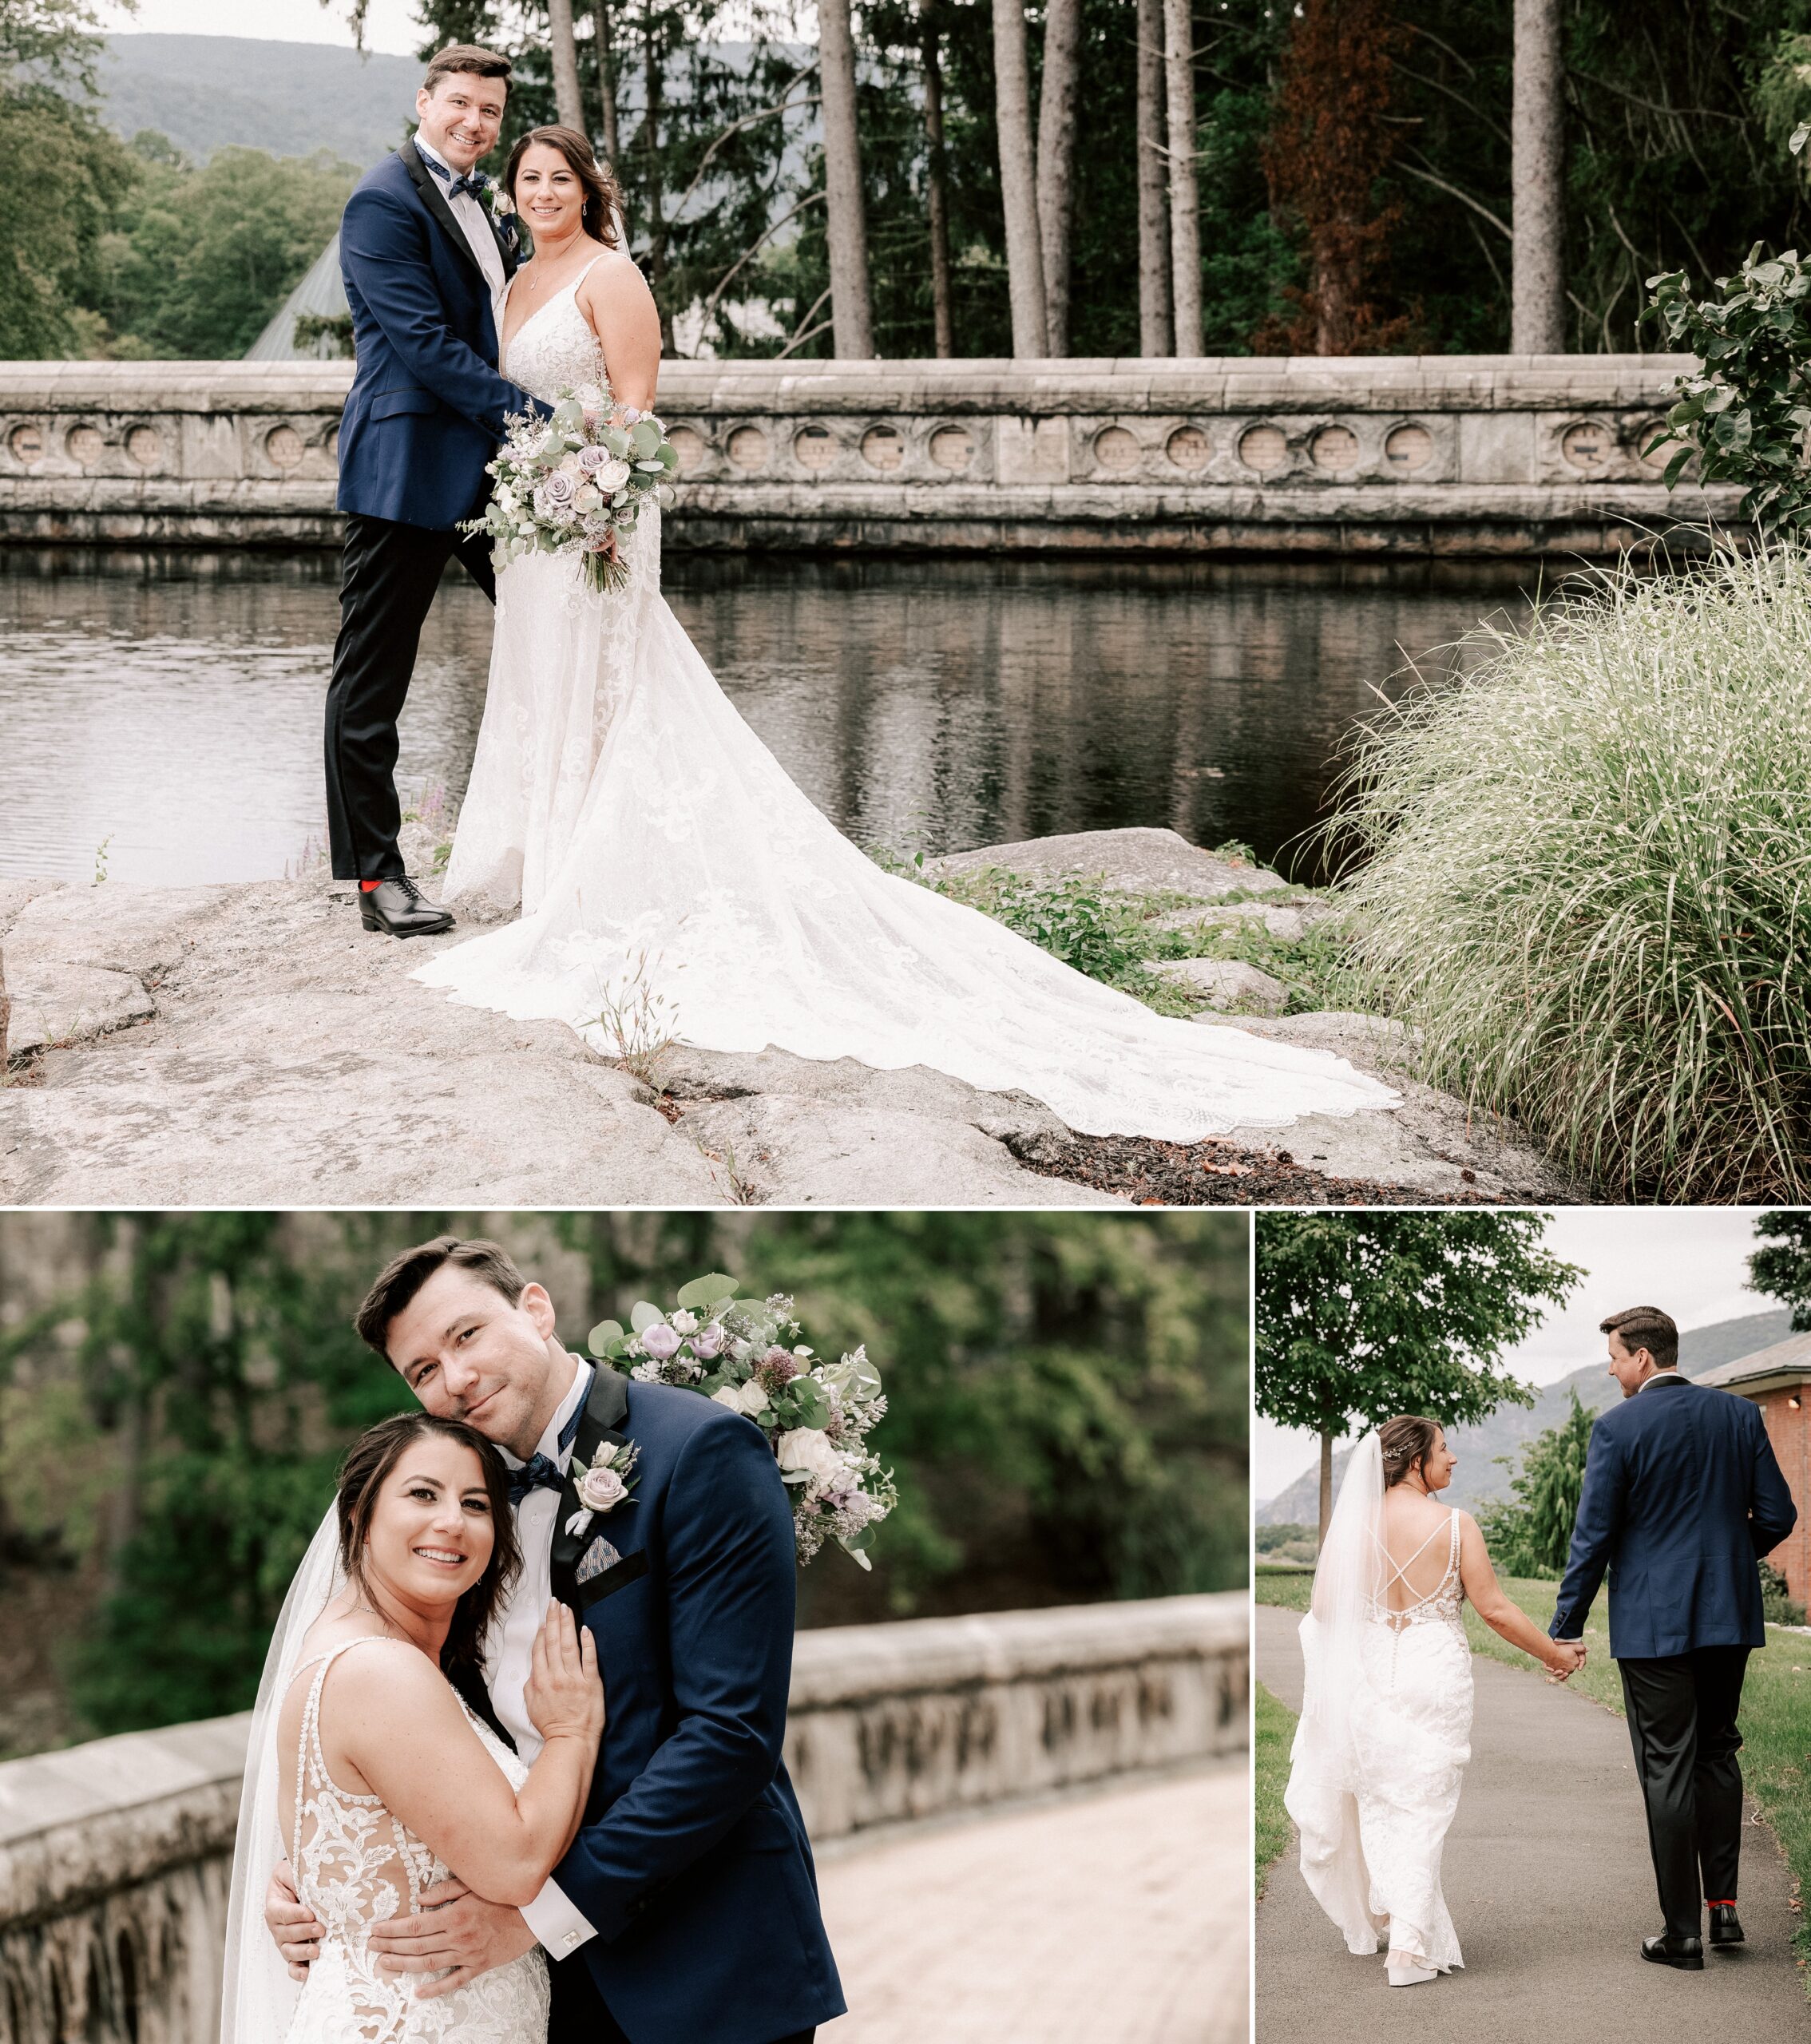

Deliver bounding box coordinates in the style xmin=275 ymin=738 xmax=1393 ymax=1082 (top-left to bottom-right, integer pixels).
xmin=220 ymin=1411 xmax=602 ymax=2043
xmin=1284 ymin=1416 xmax=1584 ymax=1987
xmin=410 ymin=125 xmax=1398 ymax=1145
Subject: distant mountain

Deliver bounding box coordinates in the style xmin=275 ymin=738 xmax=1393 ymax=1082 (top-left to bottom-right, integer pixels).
xmin=1257 ymin=1306 xmax=1795 ymax=1526
xmin=96 ymin=34 xmax=419 ymax=166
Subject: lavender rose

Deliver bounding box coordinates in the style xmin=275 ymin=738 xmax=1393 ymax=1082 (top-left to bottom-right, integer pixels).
xmin=692 ymin=1322 xmax=726 ymax=1361
xmin=640 ymin=1321 xmax=682 ymax=1361
xmin=577 ymin=1464 xmax=628 ymax=1511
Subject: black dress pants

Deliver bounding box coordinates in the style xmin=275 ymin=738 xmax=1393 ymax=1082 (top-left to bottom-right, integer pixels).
xmin=549 ymin=1951 xmax=814 ymax=2044
xmin=1618 ymin=1644 xmax=1750 ymax=1939
xmin=324 ymin=511 xmax=496 ymax=881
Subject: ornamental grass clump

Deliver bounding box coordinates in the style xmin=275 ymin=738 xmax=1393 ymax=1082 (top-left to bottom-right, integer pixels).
xmin=1330 ymin=543 xmax=1811 ymax=1200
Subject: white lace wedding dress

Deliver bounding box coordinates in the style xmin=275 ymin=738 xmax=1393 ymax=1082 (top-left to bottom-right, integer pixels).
xmin=414 ymin=262 xmax=1398 ymax=1141
xmin=283 ymin=1638 xmax=551 ymax=2044
xmin=1286 ymin=1510 xmax=1472 ymax=1976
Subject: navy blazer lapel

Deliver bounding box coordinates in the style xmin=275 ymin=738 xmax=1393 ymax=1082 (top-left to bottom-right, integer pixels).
xmin=549 ymin=1365 xmax=633 ymax=1608
xmin=399 ymin=137 xmax=489 ymax=286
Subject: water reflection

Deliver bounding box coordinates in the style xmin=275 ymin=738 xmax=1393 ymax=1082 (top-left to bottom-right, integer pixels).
xmin=0 ymin=550 xmax=1538 ymax=889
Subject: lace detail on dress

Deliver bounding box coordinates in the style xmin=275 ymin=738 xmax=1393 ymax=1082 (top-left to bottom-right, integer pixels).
xmin=416 ymin=262 xmax=1405 ymax=1143
xmin=283 ymin=1638 xmax=551 ymax=2044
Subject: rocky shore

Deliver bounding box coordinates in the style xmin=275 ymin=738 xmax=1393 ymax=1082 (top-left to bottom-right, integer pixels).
xmin=0 ymin=828 xmax=1583 ymax=1207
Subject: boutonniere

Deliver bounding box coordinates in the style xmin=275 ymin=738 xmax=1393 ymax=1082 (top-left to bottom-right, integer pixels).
xmin=564 ymin=1440 xmax=640 ymax=1539
xmin=482 ymin=180 xmax=516 ymax=225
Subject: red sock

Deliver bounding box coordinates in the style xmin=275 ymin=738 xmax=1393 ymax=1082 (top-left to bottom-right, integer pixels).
xmin=1706 ymin=1898 xmax=1737 ymax=1906
xmin=360 ymin=879 xmax=383 ymax=892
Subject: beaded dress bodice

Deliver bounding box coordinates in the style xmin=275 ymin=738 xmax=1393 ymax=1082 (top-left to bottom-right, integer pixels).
xmin=501 ymin=261 xmax=612 ymax=406
xmin=283 ymin=1637 xmax=549 ymax=2044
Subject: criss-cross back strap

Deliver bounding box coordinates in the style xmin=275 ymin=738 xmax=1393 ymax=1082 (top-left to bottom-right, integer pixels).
xmin=1372 ymin=1514 xmax=1452 ymax=1592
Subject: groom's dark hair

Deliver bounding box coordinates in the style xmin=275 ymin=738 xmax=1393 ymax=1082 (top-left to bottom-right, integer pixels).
xmin=1600 ymin=1305 xmax=1678 ymax=1373
xmin=355 ymin=1235 xmax=529 ymax=1358
xmin=422 ymin=43 xmax=513 ymax=99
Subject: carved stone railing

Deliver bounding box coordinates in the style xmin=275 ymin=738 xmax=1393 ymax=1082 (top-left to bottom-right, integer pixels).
xmin=0 ymin=356 xmax=1738 ymax=555
xmin=0 ymin=1592 xmax=1244 ymax=2044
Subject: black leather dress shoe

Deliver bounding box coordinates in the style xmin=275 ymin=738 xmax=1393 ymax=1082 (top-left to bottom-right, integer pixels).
xmin=1708 ymin=1904 xmax=1744 ymax=1948
xmin=359 ymin=876 xmax=454 ymax=938
xmin=1641 ymin=1932 xmax=1704 ymax=1971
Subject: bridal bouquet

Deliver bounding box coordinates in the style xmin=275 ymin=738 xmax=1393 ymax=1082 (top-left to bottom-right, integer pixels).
xmin=585 ymin=1274 xmax=897 ymax=1568
xmin=464 ymin=382 xmax=678 ymax=592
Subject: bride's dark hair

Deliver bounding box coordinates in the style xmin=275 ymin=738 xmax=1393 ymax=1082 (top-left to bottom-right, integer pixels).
xmin=504 ymin=124 xmax=623 ymax=248
xmin=1378 ymin=1415 xmax=1442 ymax=1488
xmin=335 ymin=1412 xmax=522 ymax=1679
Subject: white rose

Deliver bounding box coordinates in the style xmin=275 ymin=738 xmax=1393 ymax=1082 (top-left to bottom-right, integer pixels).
xmin=596 ymin=456 xmax=632 ymax=492
xmin=775 ymin=1427 xmax=842 ymax=1484
xmin=711 ymin=1385 xmax=743 ymax=1412
xmin=737 ymin=1379 xmax=770 ymax=1417
xmin=671 ymin=1308 xmax=699 ymax=1336
xmin=576 ymin=1464 xmax=628 ymax=1512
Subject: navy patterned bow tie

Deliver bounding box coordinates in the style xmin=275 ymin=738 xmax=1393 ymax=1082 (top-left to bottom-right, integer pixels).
xmin=508 ymin=1452 xmax=565 ymax=1504
xmin=504 ymin=1367 xmax=592 ymax=1506
xmin=446 ymin=173 xmax=481 ymax=201
xmin=422 ymin=153 xmax=480 ymax=202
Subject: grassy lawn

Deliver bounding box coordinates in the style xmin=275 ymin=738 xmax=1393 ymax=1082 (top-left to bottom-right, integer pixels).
xmin=1254 ymin=1681 xmax=1295 ymax=1895
xmin=1254 ymin=1571 xmax=1811 ymax=1981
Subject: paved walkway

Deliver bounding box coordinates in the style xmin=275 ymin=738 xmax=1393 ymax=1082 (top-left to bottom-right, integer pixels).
xmin=1255 ymin=1604 xmax=1806 ymax=2041
xmin=818 ymin=1763 xmax=1245 ymax=2044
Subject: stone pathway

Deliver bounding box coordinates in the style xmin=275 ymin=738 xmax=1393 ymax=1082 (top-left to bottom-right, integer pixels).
xmin=817 ymin=1764 xmax=1245 ymax=2044
xmin=1254 ymin=1604 xmax=1807 ymax=2042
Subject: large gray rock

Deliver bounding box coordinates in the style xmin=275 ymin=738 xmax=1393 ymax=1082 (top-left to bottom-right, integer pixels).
xmin=6 ymin=961 xmax=154 ymax=1058
xmin=1153 ymin=958 xmax=1288 ymax=1015
xmin=1196 ymin=1010 xmax=1583 ymax=1201
xmin=929 ymin=828 xmax=1288 ymax=902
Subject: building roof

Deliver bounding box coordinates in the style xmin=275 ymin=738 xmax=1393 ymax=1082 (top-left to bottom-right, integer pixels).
xmin=1698 ymin=1328 xmax=1811 ymax=1396
xmin=245 ymin=235 xmax=348 ymax=361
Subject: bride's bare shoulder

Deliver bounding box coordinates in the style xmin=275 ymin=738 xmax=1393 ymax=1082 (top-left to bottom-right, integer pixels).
xmin=577 ymin=245 xmax=657 ymax=319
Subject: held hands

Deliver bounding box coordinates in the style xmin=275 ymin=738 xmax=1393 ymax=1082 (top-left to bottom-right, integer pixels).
xmin=524 ymin=1599 xmax=604 ymax=1745
xmin=1545 ymin=1638 xmax=1587 ymax=1683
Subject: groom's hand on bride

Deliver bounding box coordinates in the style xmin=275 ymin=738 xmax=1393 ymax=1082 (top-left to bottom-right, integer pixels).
xmin=264 ymin=1861 xmax=326 ymax=1981
xmin=367 ymin=1879 xmax=541 ymax=1997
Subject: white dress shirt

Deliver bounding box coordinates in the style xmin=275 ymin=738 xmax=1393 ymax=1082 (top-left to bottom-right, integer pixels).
xmin=412 ymin=132 xmax=509 ymax=345
xmin=489 ymin=1356 xmax=600 ymax=1959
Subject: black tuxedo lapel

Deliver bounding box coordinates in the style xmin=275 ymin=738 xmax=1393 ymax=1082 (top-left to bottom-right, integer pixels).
xmin=549 ymin=1364 xmax=633 ymax=1610
xmin=446 ymin=1655 xmax=517 ymax=1752
xmin=398 ymin=136 xmax=490 ymax=287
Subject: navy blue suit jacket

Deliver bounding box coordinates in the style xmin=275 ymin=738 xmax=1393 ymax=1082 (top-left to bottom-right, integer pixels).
xmin=537 ymin=1372 xmax=844 ymax=2044
xmin=1549 ymin=1373 xmax=1797 ymax=1659
xmin=336 ymin=139 xmax=544 ymax=529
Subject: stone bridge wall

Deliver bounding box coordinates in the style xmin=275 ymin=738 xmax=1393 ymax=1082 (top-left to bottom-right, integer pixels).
xmin=0 ymin=1592 xmax=1245 ymax=2044
xmin=0 ymin=356 xmax=1737 ymax=557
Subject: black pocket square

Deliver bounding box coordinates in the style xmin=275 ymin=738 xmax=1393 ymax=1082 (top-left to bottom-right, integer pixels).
xmin=579 ymin=1547 xmax=649 ymax=1611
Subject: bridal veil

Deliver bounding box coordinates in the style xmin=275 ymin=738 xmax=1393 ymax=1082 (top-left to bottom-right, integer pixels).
xmin=220 ymin=1506 xmax=342 ymax=2044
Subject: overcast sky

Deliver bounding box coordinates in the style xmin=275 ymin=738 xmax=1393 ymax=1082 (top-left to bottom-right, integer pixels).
xmin=100 ymin=2 xmax=424 ymax=53
xmin=1251 ymin=1208 xmax=1779 ymax=1503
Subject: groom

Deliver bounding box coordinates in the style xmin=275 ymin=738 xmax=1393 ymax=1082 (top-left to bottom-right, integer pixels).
xmin=325 ymin=44 xmax=546 ymax=940
xmin=1549 ymin=1305 xmax=1797 ymax=1974
xmin=266 ymin=1236 xmax=845 ymax=2044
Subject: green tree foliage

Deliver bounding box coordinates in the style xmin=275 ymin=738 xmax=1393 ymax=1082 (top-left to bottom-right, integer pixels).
xmin=0 ymin=1210 xmax=1245 ymax=1739
xmin=1254 ymin=1212 xmax=1581 ymax=1540
xmin=1750 ymin=1209 xmax=1811 ymax=1329
xmin=0 ymin=0 xmax=137 ymax=355
xmin=89 ymin=137 xmax=359 ymax=358
xmin=1475 ymin=1387 xmax=1598 ymax=1579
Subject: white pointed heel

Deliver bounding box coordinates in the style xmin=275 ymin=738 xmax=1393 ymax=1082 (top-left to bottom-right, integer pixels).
xmin=1386 ymin=1959 xmax=1439 ymax=1987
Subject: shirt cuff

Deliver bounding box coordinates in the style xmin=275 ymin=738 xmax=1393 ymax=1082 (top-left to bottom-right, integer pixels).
xmin=521 ymin=1876 xmax=596 ymax=1960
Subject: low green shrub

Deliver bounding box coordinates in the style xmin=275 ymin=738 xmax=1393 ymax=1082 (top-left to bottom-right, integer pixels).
xmin=1330 ymin=543 xmax=1811 ymax=1199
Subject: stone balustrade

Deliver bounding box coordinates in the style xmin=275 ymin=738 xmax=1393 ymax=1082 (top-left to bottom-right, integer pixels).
xmin=0 ymin=356 xmax=1738 ymax=555
xmin=0 ymin=1591 xmax=1245 ymax=2044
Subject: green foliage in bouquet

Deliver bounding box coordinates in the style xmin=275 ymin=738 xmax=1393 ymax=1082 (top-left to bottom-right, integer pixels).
xmin=586 ymin=1273 xmax=897 ymax=1568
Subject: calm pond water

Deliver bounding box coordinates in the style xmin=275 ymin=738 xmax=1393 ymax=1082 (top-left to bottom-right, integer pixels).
xmin=0 ymin=550 xmax=1537 ymax=889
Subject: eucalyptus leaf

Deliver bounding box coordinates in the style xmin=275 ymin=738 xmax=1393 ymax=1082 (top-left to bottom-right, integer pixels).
xmin=588 ymin=1318 xmax=625 ymax=1352
xmin=676 ymin=1274 xmax=738 ymax=1309
xmin=630 ymin=1300 xmax=664 ymax=1333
